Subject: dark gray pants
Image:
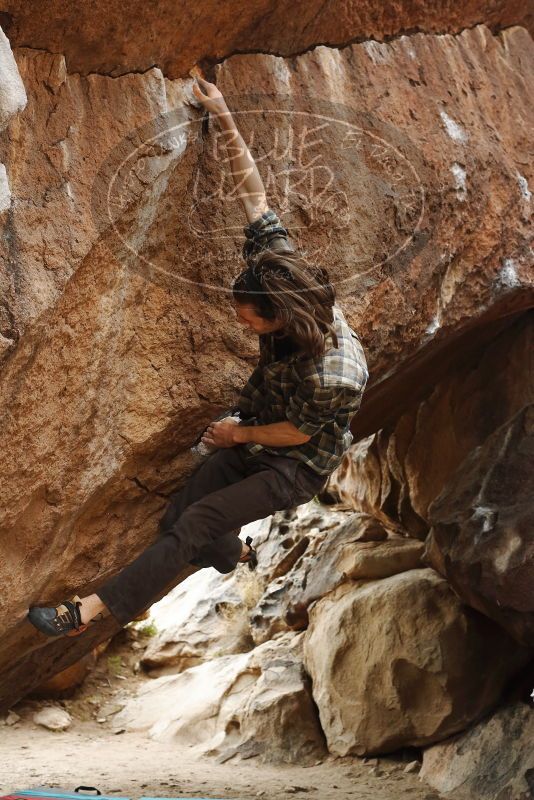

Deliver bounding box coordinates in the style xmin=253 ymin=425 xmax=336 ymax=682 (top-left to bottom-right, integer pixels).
xmin=96 ymin=444 xmax=326 ymax=626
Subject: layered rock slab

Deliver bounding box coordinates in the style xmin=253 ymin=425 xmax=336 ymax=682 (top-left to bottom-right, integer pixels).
xmin=327 ymin=313 xmax=534 ymax=643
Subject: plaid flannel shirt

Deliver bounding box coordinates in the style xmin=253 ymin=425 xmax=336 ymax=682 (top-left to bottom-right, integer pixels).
xmin=236 ymin=209 xmax=369 ymax=476
xmin=242 ymin=207 xmax=294 ymax=264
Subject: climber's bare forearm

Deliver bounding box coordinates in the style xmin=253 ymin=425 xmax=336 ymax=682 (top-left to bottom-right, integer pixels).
xmin=192 ymin=77 xmax=268 ymax=222
xmin=232 ymin=420 xmax=311 ymax=447
xmin=214 ymin=106 xmax=269 ymax=223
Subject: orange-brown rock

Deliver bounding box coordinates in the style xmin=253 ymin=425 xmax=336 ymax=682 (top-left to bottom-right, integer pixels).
xmin=28 ymin=639 xmax=111 ymax=699
xmin=27 ymin=651 xmax=97 ymax=699
xmin=0 ymin=1 xmax=532 ymax=78
xmin=0 ymin=17 xmax=533 ymax=712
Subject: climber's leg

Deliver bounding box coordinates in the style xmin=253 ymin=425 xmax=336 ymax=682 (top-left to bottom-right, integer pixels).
xmin=90 ymin=445 xmax=251 ymax=627
xmin=95 ymin=452 xmax=305 ymax=626
xmin=158 ymin=444 xmax=248 ymax=535
xmin=160 ymin=445 xmax=326 ymax=573
xmin=157 ymin=445 xmax=253 ymax=571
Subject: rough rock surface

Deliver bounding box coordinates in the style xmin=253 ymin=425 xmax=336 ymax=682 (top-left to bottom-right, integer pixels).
xmin=28 ymin=649 xmax=100 ymax=699
xmin=139 ymin=506 xmax=422 ymax=670
xmin=0 ymin=25 xmax=25 ymax=220
xmin=420 ymin=702 xmax=534 ymax=800
xmin=0 ymin=16 xmax=532 ymax=713
xmin=115 ymin=632 xmax=325 ymax=764
xmin=303 ymin=568 xmax=531 ymax=756
xmin=250 ymin=517 xmax=423 ymax=643
xmin=426 ymin=403 xmax=534 ymax=645
xmin=138 ymin=508 xmax=531 ymax=764
xmin=0 ymin=1 xmax=532 ymax=78
xmin=326 ymin=314 xmax=534 ymax=643
xmin=141 ymin=560 xmax=258 ymax=676
xmin=0 ymin=26 xmax=25 ymax=129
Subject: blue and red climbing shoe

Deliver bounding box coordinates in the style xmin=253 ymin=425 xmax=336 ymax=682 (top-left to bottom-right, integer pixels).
xmin=27 ymin=595 xmax=90 ymax=637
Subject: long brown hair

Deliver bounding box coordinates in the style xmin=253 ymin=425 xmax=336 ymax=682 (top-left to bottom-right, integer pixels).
xmin=232 ymin=247 xmax=338 ymax=358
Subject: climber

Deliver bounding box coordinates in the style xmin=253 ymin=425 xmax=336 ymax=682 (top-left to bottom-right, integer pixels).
xmin=27 ymin=76 xmax=369 ymax=638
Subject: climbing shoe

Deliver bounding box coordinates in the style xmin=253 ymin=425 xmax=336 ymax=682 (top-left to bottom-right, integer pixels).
xmin=238 ymin=536 xmax=258 ymax=571
xmin=28 ymin=595 xmax=90 ymax=637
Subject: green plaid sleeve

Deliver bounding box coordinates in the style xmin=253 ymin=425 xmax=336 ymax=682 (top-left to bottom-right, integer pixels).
xmin=242 ymin=209 xmax=293 ymax=265
xmin=286 ymin=381 xmax=364 ymax=437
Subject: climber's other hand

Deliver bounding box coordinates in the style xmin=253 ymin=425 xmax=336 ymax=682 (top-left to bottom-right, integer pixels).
xmin=201 ymin=419 xmax=238 ymax=449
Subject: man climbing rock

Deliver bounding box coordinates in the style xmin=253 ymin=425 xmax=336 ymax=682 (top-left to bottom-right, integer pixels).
xmin=28 ymin=77 xmax=369 ymax=638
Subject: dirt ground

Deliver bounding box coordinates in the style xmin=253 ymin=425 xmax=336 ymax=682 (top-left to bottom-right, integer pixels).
xmin=0 ymin=629 xmax=442 ymax=800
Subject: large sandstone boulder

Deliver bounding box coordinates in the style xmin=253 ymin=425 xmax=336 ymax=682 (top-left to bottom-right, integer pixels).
xmin=0 ymin=16 xmax=532 ymax=710
xmin=115 ymin=632 xmax=325 ymax=764
xmin=303 ymin=568 xmax=531 ymax=756
xmin=420 ymin=702 xmax=534 ymax=800
xmin=137 ymin=498 xmax=416 ymax=662
xmin=135 ymin=500 xmax=424 ymax=666
xmin=141 ymin=506 xmax=353 ymax=667
xmin=327 ymin=314 xmax=534 ymax=643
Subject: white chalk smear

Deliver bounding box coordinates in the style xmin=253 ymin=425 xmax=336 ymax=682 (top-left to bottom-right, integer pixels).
xmin=516 ymin=172 xmax=532 ymax=202
xmin=363 ymin=41 xmax=390 ymax=65
xmin=450 ymin=163 xmax=467 ymax=200
xmin=440 ymin=111 xmax=469 ymax=144
xmin=399 ymin=36 xmax=417 ymax=60
xmin=425 ymin=314 xmax=441 ymax=335
xmin=472 ymin=505 xmax=496 ymax=534
xmin=499 ymin=258 xmax=521 ymax=288
xmin=494 ymin=531 xmax=522 ymax=573
xmin=0 ymin=163 xmax=11 ymax=213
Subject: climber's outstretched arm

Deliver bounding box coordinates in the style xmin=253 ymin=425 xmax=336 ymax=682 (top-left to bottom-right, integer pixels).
xmin=192 ymin=76 xmax=268 ymax=224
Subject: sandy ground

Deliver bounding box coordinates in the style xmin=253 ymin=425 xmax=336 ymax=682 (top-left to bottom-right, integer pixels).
xmin=0 ymin=631 xmax=442 ymax=800
xmin=0 ymin=726 xmax=440 ymax=800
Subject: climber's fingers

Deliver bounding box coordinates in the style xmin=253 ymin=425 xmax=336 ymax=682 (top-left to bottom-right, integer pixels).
xmin=192 ymin=77 xmax=227 ymax=115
